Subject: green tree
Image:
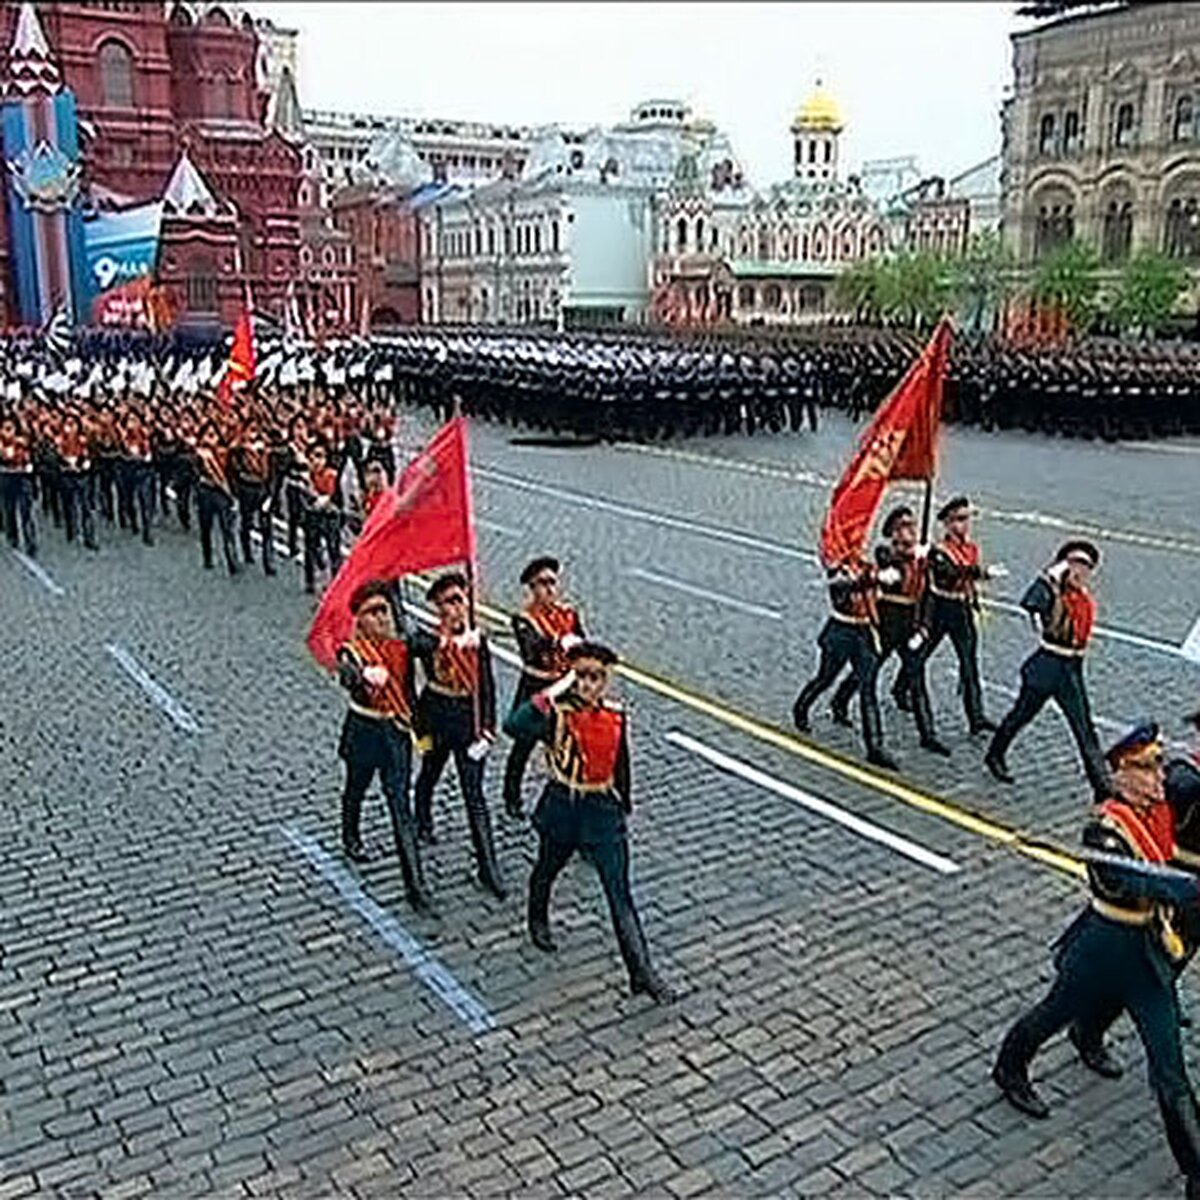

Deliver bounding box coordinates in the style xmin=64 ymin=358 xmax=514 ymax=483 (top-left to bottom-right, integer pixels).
xmin=876 ymin=249 xmax=952 ymax=328
xmin=1032 ymin=238 xmax=1100 ymax=330
xmin=833 ymin=259 xmax=881 ymax=321
xmin=1110 ymin=250 xmax=1187 ymax=336
xmin=949 ymin=230 xmax=1014 ymax=333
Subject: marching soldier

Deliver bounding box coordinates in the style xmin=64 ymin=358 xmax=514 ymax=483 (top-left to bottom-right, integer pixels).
xmin=117 ymin=409 xmax=155 ymax=546
xmin=503 ymin=556 xmax=586 ymax=818
xmin=792 ymin=554 xmax=901 ymax=770
xmin=335 ymin=580 xmax=432 ymax=913
xmin=0 ymin=413 xmax=37 ymax=556
xmin=986 ymin=541 xmax=1110 ymax=800
xmin=228 ymin=416 xmax=277 ymax=576
xmin=992 ymin=723 xmax=1200 ymax=1199
xmin=411 ymin=571 xmax=507 ymax=900
xmin=504 ymin=640 xmax=676 ymax=1005
xmin=920 ymin=496 xmax=1005 ymax=734
xmin=55 ymin=411 xmax=98 ymax=551
xmin=830 ymin=505 xmax=950 ymax=757
xmin=301 ymin=441 xmax=342 ymax=595
xmin=194 ymin=420 xmax=240 ymax=576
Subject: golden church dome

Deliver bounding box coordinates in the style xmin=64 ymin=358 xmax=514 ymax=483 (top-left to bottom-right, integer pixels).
xmin=793 ymin=82 xmax=844 ymax=132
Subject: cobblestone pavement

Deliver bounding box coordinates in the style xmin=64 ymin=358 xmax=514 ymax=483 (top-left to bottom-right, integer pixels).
xmin=3 ymin=409 xmax=1198 ymax=1198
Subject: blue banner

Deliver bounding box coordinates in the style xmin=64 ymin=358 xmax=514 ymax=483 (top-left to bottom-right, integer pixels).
xmin=81 ymin=200 xmax=163 ymax=316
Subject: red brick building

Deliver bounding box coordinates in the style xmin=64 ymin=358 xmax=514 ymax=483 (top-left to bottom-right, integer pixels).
xmin=2 ymin=1 xmax=301 ymax=328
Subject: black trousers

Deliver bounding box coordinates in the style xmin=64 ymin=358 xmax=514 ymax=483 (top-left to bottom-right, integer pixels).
xmin=116 ymin=460 xmax=154 ymax=542
xmin=997 ymin=912 xmax=1200 ymax=1183
xmin=302 ymin=509 xmax=341 ymax=591
xmin=793 ymin=617 xmax=887 ymax=755
xmin=95 ymin=456 xmax=118 ymax=522
xmin=0 ymin=472 xmax=36 ymax=554
xmin=173 ymin=461 xmax=195 ymax=531
xmin=920 ymin=596 xmax=986 ymax=728
xmin=285 ymin=480 xmax=305 ymax=556
xmin=413 ymin=736 xmax=504 ymax=888
xmin=234 ymin=481 xmax=274 ymax=572
xmin=59 ymin=471 xmax=96 ymax=547
xmin=529 ymin=783 xmax=657 ymax=986
xmin=339 ymin=713 xmax=426 ymax=901
xmin=988 ymin=649 xmax=1110 ymax=799
xmin=197 ymin=484 xmax=238 ymax=573
xmin=832 ymin=601 xmax=940 ymax=744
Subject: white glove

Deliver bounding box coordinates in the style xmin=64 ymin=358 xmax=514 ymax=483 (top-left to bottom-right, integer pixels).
xmin=362 ymin=665 xmax=389 ymax=688
xmin=1047 ymin=560 xmax=1069 ymax=583
xmin=452 ymin=628 xmax=481 ymax=650
xmin=986 ymin=563 xmax=1010 ymax=580
xmin=558 ymin=633 xmax=583 ymax=651
xmin=877 ymin=567 xmax=902 ymax=586
xmin=545 ymin=670 xmax=577 ymax=700
xmin=467 ymin=738 xmax=491 ymax=761
xmin=260 ymin=498 xmax=272 ymax=514
xmin=914 ymin=543 xmax=931 ymax=560
xmin=907 ymin=631 xmax=927 ymax=652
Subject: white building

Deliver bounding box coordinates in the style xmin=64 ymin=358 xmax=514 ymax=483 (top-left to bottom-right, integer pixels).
xmin=418 ymin=99 xmax=733 ymax=327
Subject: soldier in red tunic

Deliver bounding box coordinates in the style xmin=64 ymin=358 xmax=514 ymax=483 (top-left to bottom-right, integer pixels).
xmin=55 ymin=410 xmax=98 ymax=550
xmin=920 ymin=495 xmax=1007 ymax=734
xmin=503 ymin=556 xmax=586 ymax=818
xmin=336 ymin=580 xmax=432 ymax=914
xmin=0 ymin=413 xmax=37 ymax=555
xmin=505 ymin=641 xmax=675 ymax=1005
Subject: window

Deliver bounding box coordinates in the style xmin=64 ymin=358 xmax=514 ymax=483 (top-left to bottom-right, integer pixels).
xmin=823 ymin=140 xmax=832 ymax=164
xmin=210 ymin=74 xmax=233 ymax=120
xmin=474 ymin=226 xmax=482 ymax=256
xmin=1175 ymin=95 xmax=1195 ymax=142
xmin=533 ymin=224 xmax=541 ymax=254
xmin=676 ymin=217 xmax=688 ymax=253
xmin=185 ymin=258 xmax=218 ymax=313
xmin=1114 ymin=102 xmax=1136 ymax=148
xmin=763 ymin=284 xmax=782 ymax=311
xmin=99 ymin=40 xmax=133 ymax=108
xmin=1035 ymin=201 xmax=1074 ymax=258
xmin=487 ymin=226 xmax=495 ymax=255
xmin=551 ymin=220 xmax=560 ymax=253
xmin=1165 ymin=196 xmax=1200 ymax=260
xmin=695 ymin=217 xmax=705 ymax=253
xmin=1063 ymin=109 xmax=1081 ymax=153
xmin=808 ymin=140 xmax=817 ymax=164
xmin=1101 ymin=200 xmax=1133 ymax=263
xmin=737 ymin=284 xmax=755 ymax=309
xmin=1038 ymin=113 xmax=1056 ymax=156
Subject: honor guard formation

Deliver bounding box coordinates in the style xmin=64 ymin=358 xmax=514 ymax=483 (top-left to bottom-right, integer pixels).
xmin=3 ymin=319 xmax=1200 ymax=1192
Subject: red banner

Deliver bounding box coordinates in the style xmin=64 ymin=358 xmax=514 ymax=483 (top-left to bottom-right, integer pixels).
xmin=819 ymin=317 xmax=952 ymax=567
xmin=217 ymin=306 xmax=256 ymax=409
xmin=306 ymin=416 xmax=476 ymax=670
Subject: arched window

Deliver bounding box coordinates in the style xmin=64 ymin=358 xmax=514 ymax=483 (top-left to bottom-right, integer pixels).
xmin=1165 ymin=196 xmax=1200 ymax=260
xmin=1114 ymin=102 xmax=1136 ymax=148
xmin=676 ymin=217 xmax=688 ymax=253
xmin=209 ymin=74 xmax=233 ymax=120
xmin=551 ymin=220 xmax=560 ymax=253
xmin=1063 ymin=109 xmax=1081 ymax=153
xmin=695 ymin=217 xmax=705 ymax=254
xmin=533 ymin=224 xmax=541 ymax=254
xmin=99 ymin=40 xmax=134 ymax=108
xmin=1038 ymin=113 xmax=1056 ymax=156
xmin=1175 ymin=95 xmax=1195 ymax=142
xmin=808 ymin=140 xmax=817 ymax=164
xmin=736 ymin=284 xmax=755 ymax=310
xmin=758 ymin=227 xmax=771 ymax=260
xmin=823 ymin=140 xmax=832 ymax=164
xmin=487 ymin=226 xmax=496 ymax=256
xmin=1035 ymin=200 xmax=1074 ymax=258
xmin=1101 ymin=199 xmax=1133 ymax=262
xmin=763 ymin=284 xmax=782 ymax=311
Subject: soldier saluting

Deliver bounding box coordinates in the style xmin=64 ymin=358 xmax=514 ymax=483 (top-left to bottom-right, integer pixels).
xmin=504 ymin=640 xmax=676 ymax=1005
xmin=920 ymin=495 xmax=1005 ymax=734
xmin=335 ymin=580 xmax=432 ymax=913
xmin=986 ymin=541 xmax=1109 ymax=800
xmin=503 ymin=556 xmax=586 ymax=819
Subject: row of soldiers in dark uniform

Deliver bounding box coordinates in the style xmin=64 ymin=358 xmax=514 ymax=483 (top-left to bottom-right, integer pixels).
xmin=331 ymin=558 xmax=676 ymax=1006
xmin=793 ymin=489 xmax=1200 ymax=1195
xmin=0 ymin=387 xmax=405 ymax=594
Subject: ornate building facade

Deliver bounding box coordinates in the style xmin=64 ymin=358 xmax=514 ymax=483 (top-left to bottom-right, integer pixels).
xmin=649 ymin=85 xmax=890 ymax=326
xmin=0 ymin=0 xmax=302 ymax=327
xmin=417 ymin=99 xmax=723 ymax=327
xmin=1001 ymin=0 xmax=1200 ymax=278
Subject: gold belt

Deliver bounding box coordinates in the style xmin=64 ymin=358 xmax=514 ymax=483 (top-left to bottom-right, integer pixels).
xmin=930 ymin=586 xmax=969 ymax=601
xmin=548 ymin=773 xmax=616 ymax=795
xmin=522 ymin=664 xmax=565 ymax=681
xmin=348 ymin=700 xmax=411 ymax=726
xmin=1040 ymin=641 xmax=1086 ymax=658
xmin=1091 ymin=898 xmax=1153 ymax=926
xmin=831 ymin=612 xmax=871 ymax=625
xmin=426 ymin=681 xmax=471 ymax=698
xmin=879 ymin=595 xmax=917 ymax=607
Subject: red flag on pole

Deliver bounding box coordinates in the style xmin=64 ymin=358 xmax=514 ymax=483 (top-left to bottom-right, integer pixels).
xmin=818 ymin=316 xmax=952 ymax=567
xmin=217 ymin=305 xmax=256 ymax=409
xmin=306 ymin=416 xmax=476 ymax=670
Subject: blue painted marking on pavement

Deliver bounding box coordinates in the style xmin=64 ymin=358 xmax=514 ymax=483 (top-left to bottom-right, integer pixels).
xmin=104 ymin=642 xmax=200 ymax=734
xmin=281 ymin=825 xmax=498 ymax=1035
xmin=11 ymin=549 xmax=65 ymax=596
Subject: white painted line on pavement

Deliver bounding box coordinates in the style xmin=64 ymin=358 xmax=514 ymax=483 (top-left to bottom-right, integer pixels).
xmin=984 ymin=596 xmax=1188 ymax=660
xmin=666 ymin=730 xmax=961 ymax=875
xmin=627 ymin=566 xmax=784 ymax=621
xmin=104 ymin=642 xmax=200 ymax=734
xmin=1116 ymin=440 xmax=1200 ymax=457
xmin=11 ymin=549 xmax=65 ymax=596
xmin=475 ymin=465 xmax=820 ymax=565
xmin=1182 ymin=616 xmax=1200 ymax=665
xmin=281 ymin=825 xmax=497 ymax=1035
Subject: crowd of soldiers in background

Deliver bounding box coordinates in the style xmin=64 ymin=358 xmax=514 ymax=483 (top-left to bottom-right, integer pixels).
xmin=3 ymin=322 xmax=1200 ymax=566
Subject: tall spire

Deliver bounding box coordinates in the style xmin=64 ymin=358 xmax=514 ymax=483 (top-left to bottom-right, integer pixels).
xmin=6 ymin=2 xmax=60 ymax=97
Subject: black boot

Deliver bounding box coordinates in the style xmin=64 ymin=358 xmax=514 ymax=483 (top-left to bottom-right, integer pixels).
xmin=391 ymin=811 xmax=434 ymax=915
xmin=1068 ymin=1026 xmax=1123 ymax=1079
xmin=863 ymin=695 xmax=900 ymax=771
xmin=991 ymin=1061 xmax=1049 ymax=1119
xmin=529 ymin=920 xmax=556 ymax=952
xmin=985 ymin=750 xmax=1015 ymax=784
xmin=792 ymin=697 xmax=812 ymax=733
xmin=467 ymin=799 xmax=508 ymax=901
xmin=631 ymin=970 xmax=677 ymax=1005
xmin=921 ymin=737 xmax=952 ymax=757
